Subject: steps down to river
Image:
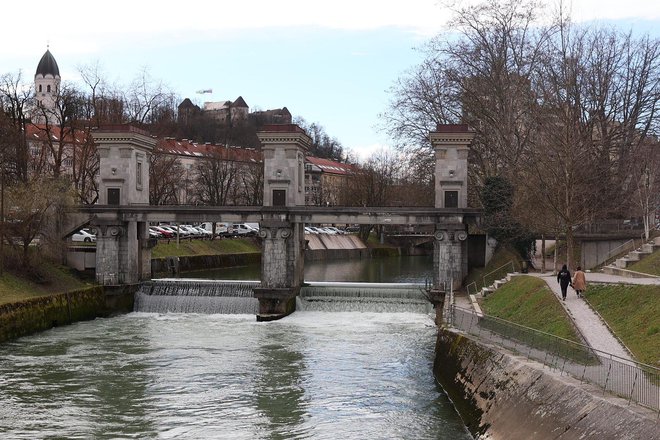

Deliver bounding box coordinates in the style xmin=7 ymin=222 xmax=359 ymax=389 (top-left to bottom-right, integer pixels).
xmin=602 ymin=235 xmax=660 ymax=278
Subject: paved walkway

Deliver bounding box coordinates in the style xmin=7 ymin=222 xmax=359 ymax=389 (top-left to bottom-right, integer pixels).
xmin=528 ymin=271 xmax=659 ymax=361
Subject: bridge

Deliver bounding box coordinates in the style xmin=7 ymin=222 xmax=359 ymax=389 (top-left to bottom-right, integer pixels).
xmin=69 ymin=123 xmax=480 ymax=320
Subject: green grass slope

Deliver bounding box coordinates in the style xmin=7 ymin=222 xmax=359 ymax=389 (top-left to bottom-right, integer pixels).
xmin=480 ymin=275 xmax=581 ymax=342
xmin=585 ymin=284 xmax=660 ymax=367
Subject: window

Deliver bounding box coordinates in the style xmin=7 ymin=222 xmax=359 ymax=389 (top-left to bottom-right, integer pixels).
xmin=47 ymin=85 xmax=51 ymax=93
xmin=107 ymin=188 xmax=120 ymax=205
xmin=273 ymin=189 xmax=286 ymax=206
xmin=136 ymin=161 xmax=143 ymax=189
xmin=39 ymin=85 xmax=42 ymax=92
xmin=444 ymin=190 xmax=458 ymax=208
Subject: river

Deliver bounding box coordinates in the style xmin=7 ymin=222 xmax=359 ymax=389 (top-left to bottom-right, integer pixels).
xmin=0 ymin=256 xmax=473 ymax=439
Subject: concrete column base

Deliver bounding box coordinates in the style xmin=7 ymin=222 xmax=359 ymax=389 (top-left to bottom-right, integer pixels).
xmin=253 ymin=287 xmax=298 ymax=321
xmin=427 ymin=289 xmax=446 ymax=325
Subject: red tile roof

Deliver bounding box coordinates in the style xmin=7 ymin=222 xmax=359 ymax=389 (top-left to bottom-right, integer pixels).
xmin=305 ymin=156 xmax=356 ymax=176
xmin=156 ymin=138 xmax=262 ymax=163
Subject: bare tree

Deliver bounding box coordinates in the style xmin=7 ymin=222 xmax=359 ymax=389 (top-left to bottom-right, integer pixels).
xmin=4 ymin=177 xmax=73 ymax=268
xmin=239 ymin=162 xmax=264 ymax=206
xmin=125 ymin=67 xmax=176 ymax=126
xmin=631 ymin=137 xmax=660 ymax=239
xmin=150 ymin=149 xmax=183 ymax=205
xmin=195 ymin=147 xmax=238 ymax=206
xmin=0 ymin=72 xmax=33 ymax=183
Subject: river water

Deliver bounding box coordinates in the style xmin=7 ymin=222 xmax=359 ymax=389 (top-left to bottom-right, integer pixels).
xmin=0 ymin=256 xmax=473 ymax=439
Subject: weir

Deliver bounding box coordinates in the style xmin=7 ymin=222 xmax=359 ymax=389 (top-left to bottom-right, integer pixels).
xmin=134 ymin=279 xmax=260 ymax=314
xmin=134 ymin=279 xmax=433 ymax=315
xmin=74 ymin=123 xmax=481 ymax=321
xmin=299 ymin=282 xmax=432 ymax=313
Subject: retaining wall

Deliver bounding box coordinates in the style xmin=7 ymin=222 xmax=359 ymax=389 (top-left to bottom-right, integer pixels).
xmin=434 ymin=328 xmax=659 ymax=440
xmin=0 ymin=285 xmax=138 ymax=344
xmin=151 ymin=252 xmax=261 ymax=274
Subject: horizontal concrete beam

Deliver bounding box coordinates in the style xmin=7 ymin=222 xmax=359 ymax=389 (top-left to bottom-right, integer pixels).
xmin=75 ymin=205 xmax=482 ymax=226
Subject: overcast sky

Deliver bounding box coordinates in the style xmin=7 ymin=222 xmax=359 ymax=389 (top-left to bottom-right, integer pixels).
xmin=2 ymin=0 xmax=658 ymax=159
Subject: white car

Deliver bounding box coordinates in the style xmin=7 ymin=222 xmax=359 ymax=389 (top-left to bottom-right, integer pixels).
xmin=72 ymin=228 xmax=96 ymax=242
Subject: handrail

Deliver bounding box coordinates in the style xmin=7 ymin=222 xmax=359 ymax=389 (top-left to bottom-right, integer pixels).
xmin=450 ymin=306 xmax=660 ymax=411
xmin=465 ymin=281 xmax=478 ymax=296
xmin=602 ymin=239 xmax=636 ymax=266
xmin=482 ymin=260 xmax=515 ymax=288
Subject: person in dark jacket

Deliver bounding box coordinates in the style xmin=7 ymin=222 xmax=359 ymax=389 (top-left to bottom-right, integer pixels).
xmin=557 ymin=264 xmax=572 ymax=301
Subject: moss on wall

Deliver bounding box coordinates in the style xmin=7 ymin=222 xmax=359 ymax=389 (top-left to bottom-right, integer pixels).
xmin=434 ymin=328 xmax=660 ymax=440
xmin=0 ymin=286 xmax=134 ymax=344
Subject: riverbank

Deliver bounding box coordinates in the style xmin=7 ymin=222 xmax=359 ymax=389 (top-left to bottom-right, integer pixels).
xmin=434 ymin=328 xmax=659 ymax=440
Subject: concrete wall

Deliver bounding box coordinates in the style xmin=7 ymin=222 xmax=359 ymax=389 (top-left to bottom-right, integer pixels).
xmin=580 ymin=238 xmax=631 ymax=269
xmin=0 ymin=286 xmax=137 ymax=344
xmin=434 ymin=329 xmax=659 ymax=440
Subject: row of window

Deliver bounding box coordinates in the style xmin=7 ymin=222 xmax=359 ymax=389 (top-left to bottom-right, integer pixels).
xmin=38 ymin=84 xmax=57 ymax=93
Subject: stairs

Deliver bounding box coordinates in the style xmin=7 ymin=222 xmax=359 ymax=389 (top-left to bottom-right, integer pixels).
xmin=479 ymin=273 xmax=518 ymax=298
xmin=603 ymin=236 xmax=660 ymax=277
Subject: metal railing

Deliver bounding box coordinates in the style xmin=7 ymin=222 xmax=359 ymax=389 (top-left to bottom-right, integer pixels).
xmin=602 ymin=239 xmax=638 ymax=267
xmin=482 ymin=260 xmax=516 ymax=289
xmin=449 ymin=305 xmax=660 ymax=412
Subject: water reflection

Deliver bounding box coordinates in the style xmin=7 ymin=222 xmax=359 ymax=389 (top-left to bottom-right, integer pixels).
xmin=254 ymin=327 xmax=309 ymax=438
xmin=175 ymin=255 xmax=434 ymax=283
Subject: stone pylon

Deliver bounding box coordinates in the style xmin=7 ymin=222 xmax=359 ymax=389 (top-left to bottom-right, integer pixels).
xmin=254 ymin=124 xmax=311 ymax=321
xmin=430 ymin=125 xmax=475 ymax=291
xmin=91 ymin=125 xmax=155 ymax=285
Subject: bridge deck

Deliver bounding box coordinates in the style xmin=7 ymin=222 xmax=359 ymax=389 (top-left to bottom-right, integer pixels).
xmin=75 ymin=205 xmax=482 ymax=226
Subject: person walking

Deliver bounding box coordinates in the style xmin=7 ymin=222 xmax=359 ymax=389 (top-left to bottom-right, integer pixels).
xmin=572 ymin=266 xmax=587 ymax=298
xmin=557 ymin=264 xmax=572 ymax=301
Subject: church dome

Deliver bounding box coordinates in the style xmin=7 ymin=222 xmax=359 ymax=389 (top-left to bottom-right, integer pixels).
xmin=35 ymin=49 xmax=60 ymax=77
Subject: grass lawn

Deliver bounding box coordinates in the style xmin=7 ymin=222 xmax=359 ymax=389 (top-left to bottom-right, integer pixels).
xmin=626 ymin=248 xmax=660 ymax=277
xmin=584 ymin=284 xmax=660 ymax=367
xmin=480 ymin=275 xmax=581 ymax=342
xmin=151 ymin=237 xmax=260 ymax=258
xmin=0 ymin=263 xmax=90 ymax=306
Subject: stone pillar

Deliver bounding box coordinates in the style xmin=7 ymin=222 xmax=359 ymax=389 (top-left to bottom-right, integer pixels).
xmin=430 ymin=125 xmax=475 ymax=292
xmin=255 ymin=125 xmax=311 ymax=320
xmin=433 ymin=227 xmax=468 ymax=291
xmin=91 ymin=125 xmax=155 ymax=285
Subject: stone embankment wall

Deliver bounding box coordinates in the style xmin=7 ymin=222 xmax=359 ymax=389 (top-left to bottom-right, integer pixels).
xmin=434 ymin=328 xmax=659 ymax=440
xmin=0 ymin=285 xmax=137 ymax=344
xmin=151 ymin=252 xmax=261 ymax=274
xmin=305 ymin=234 xmax=369 ymax=260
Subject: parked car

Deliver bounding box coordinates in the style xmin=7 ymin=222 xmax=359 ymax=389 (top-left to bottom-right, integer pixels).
xmin=72 ymin=228 xmax=96 ymax=242
xmin=193 ymin=225 xmax=213 ymax=238
xmin=152 ymin=226 xmax=174 ymax=238
xmin=149 ymin=228 xmax=162 ymax=239
xmin=304 ymin=226 xmax=318 ymax=235
xmin=324 ymin=226 xmax=345 ymax=235
xmin=200 ymin=222 xmax=229 ymax=236
xmin=228 ymin=223 xmax=259 ymax=236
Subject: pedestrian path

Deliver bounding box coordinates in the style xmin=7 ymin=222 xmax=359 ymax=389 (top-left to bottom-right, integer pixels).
xmin=528 ymin=271 xmax=659 ymax=361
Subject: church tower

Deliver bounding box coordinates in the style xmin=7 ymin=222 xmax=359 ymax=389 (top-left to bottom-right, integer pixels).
xmin=34 ymin=47 xmax=61 ymax=123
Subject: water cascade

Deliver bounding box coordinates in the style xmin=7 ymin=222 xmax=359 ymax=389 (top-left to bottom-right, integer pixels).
xmin=134 ymin=279 xmax=260 ymax=314
xmin=299 ymin=282 xmax=433 ymax=313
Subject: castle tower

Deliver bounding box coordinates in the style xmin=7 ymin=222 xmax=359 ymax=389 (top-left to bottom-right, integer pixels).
xmin=34 ymin=47 xmax=61 ymax=123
